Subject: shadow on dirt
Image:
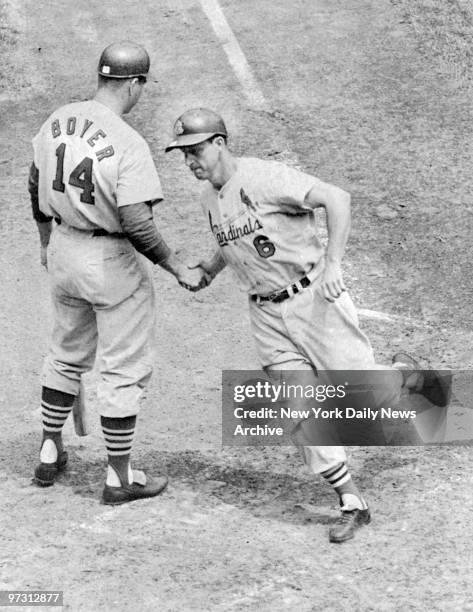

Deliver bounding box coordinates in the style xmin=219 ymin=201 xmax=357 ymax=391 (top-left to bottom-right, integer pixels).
xmin=154 ymin=449 xmax=336 ymax=525
xmin=3 ymin=433 xmax=417 ymax=526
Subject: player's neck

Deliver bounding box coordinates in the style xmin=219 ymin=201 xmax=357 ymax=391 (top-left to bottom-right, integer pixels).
xmin=93 ymin=90 xmax=127 ymax=117
xmin=210 ymin=154 xmax=238 ymax=190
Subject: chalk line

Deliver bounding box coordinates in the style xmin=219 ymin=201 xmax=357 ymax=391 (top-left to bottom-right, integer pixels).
xmin=199 ymin=0 xmax=267 ymax=110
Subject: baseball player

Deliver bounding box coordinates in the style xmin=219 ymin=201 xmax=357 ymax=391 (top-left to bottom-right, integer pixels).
xmin=165 ymin=108 xmax=451 ymax=542
xmin=28 ymin=43 xmax=208 ymax=505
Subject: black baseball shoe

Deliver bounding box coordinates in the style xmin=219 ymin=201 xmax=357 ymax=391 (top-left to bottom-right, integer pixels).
xmin=33 ymin=451 xmax=68 ymax=487
xmin=102 ymin=471 xmax=168 ymax=505
xmin=392 ymin=352 xmax=452 ymax=407
xmin=329 ymin=507 xmax=371 ymax=543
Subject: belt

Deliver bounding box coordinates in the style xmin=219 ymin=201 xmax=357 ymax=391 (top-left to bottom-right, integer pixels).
xmin=54 ymin=217 xmax=125 ymax=238
xmin=91 ymin=228 xmax=126 ymax=238
xmin=251 ymin=275 xmax=312 ymax=304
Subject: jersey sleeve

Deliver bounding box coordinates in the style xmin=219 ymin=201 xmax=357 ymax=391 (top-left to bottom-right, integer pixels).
xmin=31 ymin=125 xmax=46 ymax=166
xmin=32 ymin=133 xmax=40 ymax=168
xmin=264 ymin=161 xmax=320 ymax=213
xmin=116 ymin=137 xmax=163 ymax=207
xmin=28 ymin=162 xmax=52 ymax=223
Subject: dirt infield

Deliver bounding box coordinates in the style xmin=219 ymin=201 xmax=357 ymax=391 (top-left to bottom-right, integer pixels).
xmin=1 ymin=0 xmax=473 ymax=610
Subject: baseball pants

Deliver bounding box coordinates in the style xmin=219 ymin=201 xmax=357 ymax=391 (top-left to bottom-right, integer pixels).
xmin=41 ymin=223 xmax=155 ymax=418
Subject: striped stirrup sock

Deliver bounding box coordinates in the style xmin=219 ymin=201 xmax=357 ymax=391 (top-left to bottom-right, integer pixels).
xmin=321 ymin=462 xmax=351 ymax=489
xmin=101 ymin=415 xmax=137 ymax=486
xmin=41 ymin=400 xmax=73 ymax=433
xmin=102 ymin=425 xmax=135 ymax=456
xmin=321 ymin=462 xmax=367 ymax=510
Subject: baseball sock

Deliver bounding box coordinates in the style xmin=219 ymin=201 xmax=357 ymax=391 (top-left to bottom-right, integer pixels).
xmin=321 ymin=462 xmax=368 ymax=510
xmin=40 ymin=386 xmax=75 ymax=463
xmin=101 ymin=415 xmax=136 ymax=487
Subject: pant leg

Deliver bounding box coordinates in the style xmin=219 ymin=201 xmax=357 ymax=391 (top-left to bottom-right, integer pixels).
xmin=41 ymin=231 xmax=98 ymax=395
xmin=284 ymin=286 xmax=376 ymax=370
xmin=265 ymin=361 xmax=347 ymax=474
xmin=95 ymin=256 xmax=155 ymax=418
xmin=41 ymin=297 xmax=97 ymax=395
xmin=283 ymin=286 xmax=404 ymax=409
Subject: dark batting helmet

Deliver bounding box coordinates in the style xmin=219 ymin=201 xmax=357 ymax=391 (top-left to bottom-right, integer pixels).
xmin=98 ymin=41 xmax=150 ymax=78
xmin=165 ymin=108 xmax=227 ymax=152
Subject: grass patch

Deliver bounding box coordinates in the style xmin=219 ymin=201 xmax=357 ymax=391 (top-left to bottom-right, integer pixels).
xmin=0 ymin=0 xmax=31 ymax=99
xmin=0 ymin=0 xmax=17 ymax=48
xmin=394 ymin=0 xmax=473 ymax=88
xmin=0 ymin=1 xmax=18 ymax=91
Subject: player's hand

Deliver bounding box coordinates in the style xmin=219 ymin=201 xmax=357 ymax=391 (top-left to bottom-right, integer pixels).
xmin=177 ymin=265 xmax=211 ymax=292
xmin=40 ymin=246 xmax=48 ymax=270
xmin=321 ymin=260 xmax=346 ymax=302
xmin=188 ymin=260 xmax=215 ymax=286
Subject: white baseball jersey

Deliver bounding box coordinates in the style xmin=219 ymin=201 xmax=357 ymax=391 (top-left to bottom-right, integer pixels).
xmin=200 ymin=157 xmax=325 ymax=294
xmin=32 ymin=100 xmax=163 ymax=232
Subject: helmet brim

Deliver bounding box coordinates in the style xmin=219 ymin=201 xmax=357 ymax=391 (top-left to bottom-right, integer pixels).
xmin=98 ymin=70 xmax=155 ymax=80
xmin=165 ymin=132 xmax=224 ymax=153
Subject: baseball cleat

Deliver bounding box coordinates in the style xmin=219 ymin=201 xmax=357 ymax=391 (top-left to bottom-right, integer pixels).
xmin=33 ymin=451 xmax=68 ymax=487
xmin=102 ymin=472 xmax=168 ymax=506
xmin=329 ymin=507 xmax=371 ymax=543
xmin=392 ymin=352 xmax=452 ymax=407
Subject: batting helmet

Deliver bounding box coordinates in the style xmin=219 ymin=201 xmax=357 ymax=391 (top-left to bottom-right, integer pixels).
xmin=98 ymin=41 xmax=150 ymax=78
xmin=165 ymin=108 xmax=227 ymax=152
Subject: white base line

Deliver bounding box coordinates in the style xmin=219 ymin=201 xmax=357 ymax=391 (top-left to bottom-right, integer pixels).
xmin=199 ymin=0 xmax=267 ymax=110
xmin=198 ymin=0 xmax=413 ymax=327
xmin=357 ymin=308 xmax=401 ymax=322
xmin=357 ymin=308 xmax=420 ymax=326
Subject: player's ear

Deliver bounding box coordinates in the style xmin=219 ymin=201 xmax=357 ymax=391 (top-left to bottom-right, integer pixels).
xmin=127 ymin=77 xmax=138 ymax=94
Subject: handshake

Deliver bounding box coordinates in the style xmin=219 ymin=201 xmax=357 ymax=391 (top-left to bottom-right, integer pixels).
xmin=176 ymin=260 xmax=213 ymax=293
xmin=164 ymin=251 xmax=225 ymax=292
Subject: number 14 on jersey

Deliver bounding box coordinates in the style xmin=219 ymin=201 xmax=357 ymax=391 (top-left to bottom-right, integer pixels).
xmin=52 ymin=143 xmax=95 ymax=205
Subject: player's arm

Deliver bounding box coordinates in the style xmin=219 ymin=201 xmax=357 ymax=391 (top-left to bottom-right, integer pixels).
xmin=118 ymin=202 xmax=209 ymax=291
xmin=28 ymin=162 xmax=52 ymax=268
xmin=192 ymin=250 xmax=227 ymax=282
xmin=304 ymin=180 xmax=351 ymax=302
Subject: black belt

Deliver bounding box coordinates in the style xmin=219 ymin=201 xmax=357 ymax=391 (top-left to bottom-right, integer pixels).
xmin=251 ymin=276 xmax=311 ymax=304
xmin=54 ymin=217 xmax=125 ymax=238
xmin=91 ymin=228 xmax=126 ymax=238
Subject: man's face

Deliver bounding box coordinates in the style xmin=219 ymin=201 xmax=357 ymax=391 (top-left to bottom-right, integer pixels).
xmin=181 ymin=139 xmax=220 ymax=181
